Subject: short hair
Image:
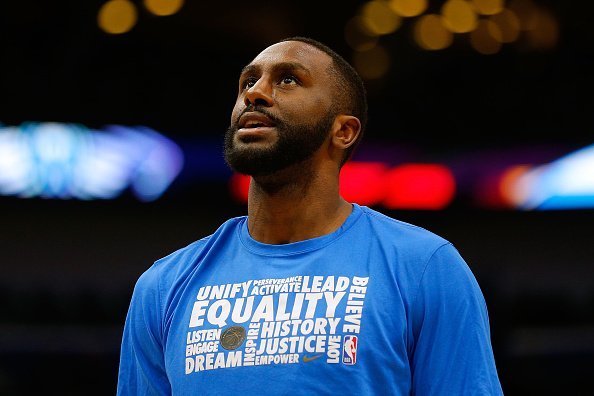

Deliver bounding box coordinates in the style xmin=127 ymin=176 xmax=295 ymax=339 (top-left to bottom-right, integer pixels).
xmin=279 ymin=36 xmax=368 ymax=166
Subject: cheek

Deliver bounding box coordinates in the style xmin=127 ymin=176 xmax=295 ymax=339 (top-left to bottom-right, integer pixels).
xmin=231 ymin=101 xmax=244 ymax=124
xmin=276 ymin=96 xmax=325 ymax=122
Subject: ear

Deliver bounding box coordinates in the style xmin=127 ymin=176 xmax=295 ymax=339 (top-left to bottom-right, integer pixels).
xmin=331 ymin=115 xmax=361 ymax=151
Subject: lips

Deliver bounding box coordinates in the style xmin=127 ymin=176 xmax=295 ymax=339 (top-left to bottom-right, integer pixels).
xmin=236 ymin=112 xmax=277 ymax=142
xmin=238 ymin=112 xmax=276 ymax=129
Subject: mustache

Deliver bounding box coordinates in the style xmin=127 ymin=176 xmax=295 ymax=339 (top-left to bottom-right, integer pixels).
xmin=233 ymin=105 xmax=283 ymax=128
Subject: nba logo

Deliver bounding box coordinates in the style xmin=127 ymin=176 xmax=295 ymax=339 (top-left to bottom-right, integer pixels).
xmin=342 ymin=335 xmax=358 ymax=365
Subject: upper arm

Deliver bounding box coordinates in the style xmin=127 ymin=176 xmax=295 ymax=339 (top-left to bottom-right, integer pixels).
xmin=117 ymin=266 xmax=171 ymax=396
xmin=410 ymin=243 xmax=503 ymax=395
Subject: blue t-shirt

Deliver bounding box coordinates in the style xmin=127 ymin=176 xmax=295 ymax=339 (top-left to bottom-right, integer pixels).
xmin=117 ymin=204 xmax=503 ymax=395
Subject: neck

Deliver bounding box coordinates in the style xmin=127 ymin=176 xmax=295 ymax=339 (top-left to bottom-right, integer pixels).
xmin=246 ymin=161 xmax=352 ymax=244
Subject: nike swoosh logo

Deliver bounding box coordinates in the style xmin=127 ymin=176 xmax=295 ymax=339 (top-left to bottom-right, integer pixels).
xmin=302 ymin=354 xmax=323 ymax=363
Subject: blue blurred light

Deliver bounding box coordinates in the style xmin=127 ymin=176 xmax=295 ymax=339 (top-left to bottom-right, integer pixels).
xmin=0 ymin=122 xmax=184 ymax=201
xmin=514 ymin=144 xmax=594 ymax=210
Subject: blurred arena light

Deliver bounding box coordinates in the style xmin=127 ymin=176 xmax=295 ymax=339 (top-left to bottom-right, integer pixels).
xmin=523 ymin=7 xmax=559 ymax=50
xmin=230 ymin=162 xmax=456 ymax=210
xmin=471 ymin=0 xmax=504 ymax=16
xmin=508 ymin=0 xmax=539 ymax=30
xmin=352 ymin=45 xmax=391 ymax=79
xmin=500 ymin=144 xmax=594 ymax=210
xmin=441 ymin=0 xmax=478 ymax=34
xmin=388 ymin=0 xmax=428 ymax=18
xmin=98 ymin=0 xmax=138 ymax=35
xmin=0 ymin=123 xmax=184 ymax=201
xmin=414 ymin=14 xmax=454 ymax=50
xmin=347 ymin=0 xmax=559 ymax=61
xmin=143 ymin=0 xmax=185 ymax=16
xmin=360 ymin=0 xmax=403 ymax=36
xmin=344 ymin=16 xmax=379 ymax=51
xmin=470 ymin=19 xmax=503 ymax=54
xmin=489 ymin=9 xmax=521 ymax=43
xmin=340 ymin=162 xmax=390 ymax=206
xmin=382 ymin=163 xmax=456 ymax=209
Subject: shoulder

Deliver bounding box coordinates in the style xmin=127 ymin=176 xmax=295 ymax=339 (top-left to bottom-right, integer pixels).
xmin=357 ymin=205 xmax=450 ymax=257
xmin=135 ymin=216 xmax=246 ymax=292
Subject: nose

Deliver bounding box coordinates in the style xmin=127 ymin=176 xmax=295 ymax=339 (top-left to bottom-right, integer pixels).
xmin=244 ymin=78 xmax=273 ymax=107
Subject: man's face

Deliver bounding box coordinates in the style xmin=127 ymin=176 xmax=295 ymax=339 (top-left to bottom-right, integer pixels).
xmin=224 ymin=41 xmax=336 ymax=176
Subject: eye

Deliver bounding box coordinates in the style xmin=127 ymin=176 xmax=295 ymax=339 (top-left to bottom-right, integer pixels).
xmin=280 ymin=75 xmax=299 ymax=85
xmin=242 ymin=77 xmax=258 ymax=90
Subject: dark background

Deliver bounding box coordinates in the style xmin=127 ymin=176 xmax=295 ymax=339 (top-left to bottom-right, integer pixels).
xmin=0 ymin=0 xmax=593 ymax=394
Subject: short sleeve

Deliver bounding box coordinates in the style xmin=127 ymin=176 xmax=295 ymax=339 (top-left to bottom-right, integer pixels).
xmin=117 ymin=266 xmax=171 ymax=395
xmin=410 ymin=243 xmax=503 ymax=395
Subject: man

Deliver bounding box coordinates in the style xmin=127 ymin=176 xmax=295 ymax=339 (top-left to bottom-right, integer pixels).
xmin=118 ymin=37 xmax=503 ymax=395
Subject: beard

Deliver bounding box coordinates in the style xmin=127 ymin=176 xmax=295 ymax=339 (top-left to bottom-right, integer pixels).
xmin=224 ymin=107 xmax=335 ymax=177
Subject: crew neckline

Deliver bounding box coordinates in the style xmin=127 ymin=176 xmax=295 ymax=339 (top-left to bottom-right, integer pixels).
xmin=238 ymin=203 xmax=363 ymax=257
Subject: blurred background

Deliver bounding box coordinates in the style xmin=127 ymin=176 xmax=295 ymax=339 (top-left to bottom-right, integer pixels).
xmin=0 ymin=0 xmax=593 ymax=394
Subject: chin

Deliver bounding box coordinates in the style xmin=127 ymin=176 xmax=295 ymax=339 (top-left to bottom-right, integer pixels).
xmin=234 ymin=133 xmax=278 ymax=148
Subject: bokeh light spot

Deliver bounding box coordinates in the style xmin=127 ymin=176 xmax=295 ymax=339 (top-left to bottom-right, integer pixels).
xmin=414 ymin=14 xmax=453 ymax=50
xmin=361 ymin=0 xmax=402 ymax=36
xmin=471 ymin=0 xmax=504 ymax=16
xmin=98 ymin=0 xmax=138 ymax=35
xmin=470 ymin=19 xmax=502 ymax=54
xmin=353 ymin=45 xmax=391 ymax=80
xmin=489 ymin=9 xmax=521 ymax=43
xmin=230 ymin=173 xmax=250 ymax=204
xmin=345 ymin=16 xmax=379 ymax=51
xmin=383 ymin=164 xmax=456 ymax=210
xmin=143 ymin=0 xmax=184 ymax=17
xmin=441 ymin=0 xmax=478 ymax=33
xmin=339 ymin=162 xmax=389 ymax=205
xmin=388 ymin=0 xmax=428 ymax=18
xmin=499 ymin=165 xmax=532 ymax=207
xmin=508 ymin=0 xmax=538 ymax=30
xmin=524 ymin=8 xmax=559 ymax=50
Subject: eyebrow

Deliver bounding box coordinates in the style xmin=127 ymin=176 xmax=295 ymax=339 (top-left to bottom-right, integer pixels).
xmin=240 ymin=62 xmax=312 ymax=77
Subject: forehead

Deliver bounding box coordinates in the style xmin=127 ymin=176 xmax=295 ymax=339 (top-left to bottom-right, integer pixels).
xmin=246 ymin=41 xmax=333 ymax=76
